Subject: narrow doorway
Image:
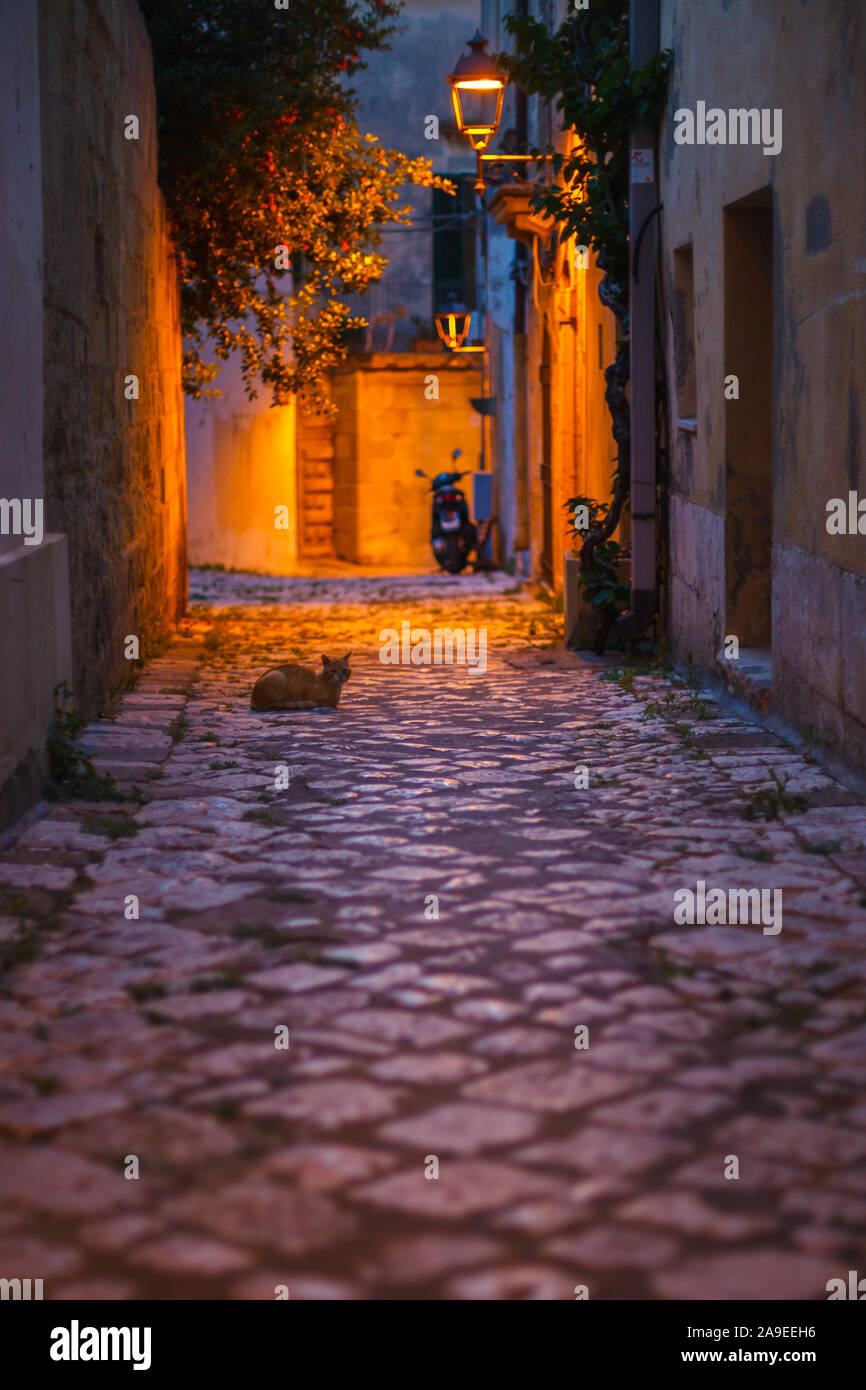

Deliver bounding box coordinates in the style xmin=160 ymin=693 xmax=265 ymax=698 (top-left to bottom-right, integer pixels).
xmin=724 ymin=190 xmax=773 ymax=669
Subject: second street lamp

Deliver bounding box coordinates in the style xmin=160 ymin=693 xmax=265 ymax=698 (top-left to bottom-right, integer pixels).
xmin=434 ymin=298 xmax=474 ymax=352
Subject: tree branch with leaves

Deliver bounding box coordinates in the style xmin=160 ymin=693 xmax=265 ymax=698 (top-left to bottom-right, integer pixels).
xmin=142 ymin=0 xmax=451 ymax=409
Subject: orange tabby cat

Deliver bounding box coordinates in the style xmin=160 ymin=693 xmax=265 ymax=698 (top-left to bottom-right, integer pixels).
xmin=251 ymin=653 xmax=352 ymax=711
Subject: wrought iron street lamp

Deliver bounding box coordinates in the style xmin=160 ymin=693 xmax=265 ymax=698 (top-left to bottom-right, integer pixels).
xmin=448 ymin=31 xmax=507 ymax=193
xmin=434 ymin=298 xmax=473 ymax=351
xmin=442 ymin=32 xmax=519 ymax=481
xmin=442 ymin=33 xmax=556 ymax=510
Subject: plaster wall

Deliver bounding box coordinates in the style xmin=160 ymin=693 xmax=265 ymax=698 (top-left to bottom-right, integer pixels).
xmin=0 ymin=0 xmax=72 ymax=830
xmin=185 ymin=354 xmax=298 ymax=574
xmin=659 ymin=0 xmax=866 ymax=763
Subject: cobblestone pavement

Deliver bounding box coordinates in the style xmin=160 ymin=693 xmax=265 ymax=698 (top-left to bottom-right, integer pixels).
xmin=2 ymin=572 xmax=866 ymax=1300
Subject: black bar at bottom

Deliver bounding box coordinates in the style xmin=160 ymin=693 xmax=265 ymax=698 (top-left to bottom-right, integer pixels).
xmin=3 ymin=1297 xmax=861 ymax=1377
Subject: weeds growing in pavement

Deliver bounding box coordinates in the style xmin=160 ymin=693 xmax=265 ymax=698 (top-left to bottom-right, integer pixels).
xmin=231 ymin=922 xmax=285 ymax=948
xmin=28 ymin=1074 xmax=60 ymax=1096
xmin=640 ymin=674 xmax=713 ymax=730
xmin=190 ymin=970 xmax=243 ymax=993
xmin=202 ymin=617 xmax=245 ymax=666
xmin=642 ymin=691 xmax=678 ymax=721
xmin=600 ymin=665 xmax=636 ymax=693
xmin=803 ymin=960 xmax=835 ymax=976
xmin=212 ymin=1099 xmax=241 ymax=1121
xmin=267 ymin=887 xmax=317 ymax=904
xmin=168 ymin=713 xmax=189 ymax=743
xmin=127 ymin=980 xmax=167 ymax=1002
xmin=82 ymin=812 xmax=139 ymax=839
xmin=647 ymin=950 xmax=696 ymax=984
xmin=743 ymin=770 xmax=809 ymax=821
xmin=44 ymin=683 xmax=125 ymax=803
xmin=0 ymin=924 xmax=42 ymax=976
xmin=242 ymin=809 xmax=279 ymax=826
xmin=734 ymin=844 xmax=775 ymax=862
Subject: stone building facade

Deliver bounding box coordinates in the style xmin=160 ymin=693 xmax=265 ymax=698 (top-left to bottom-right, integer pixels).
xmin=0 ymin=0 xmax=187 ymax=829
xmin=480 ymin=0 xmax=619 ymax=586
xmin=331 ymin=353 xmax=482 ymax=567
xmin=657 ymin=0 xmax=866 ymax=769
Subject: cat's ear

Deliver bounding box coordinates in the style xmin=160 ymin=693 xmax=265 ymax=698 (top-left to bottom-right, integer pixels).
xmin=321 ymin=654 xmax=331 ymax=666
xmin=344 ymin=652 xmax=352 ymax=662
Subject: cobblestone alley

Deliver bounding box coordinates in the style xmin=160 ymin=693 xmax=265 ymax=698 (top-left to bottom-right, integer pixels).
xmin=2 ymin=573 xmax=866 ymax=1300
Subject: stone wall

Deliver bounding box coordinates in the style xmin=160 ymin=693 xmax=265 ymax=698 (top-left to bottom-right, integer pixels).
xmin=481 ymin=0 xmax=619 ymax=591
xmin=331 ymin=353 xmax=482 ymax=567
xmin=39 ymin=0 xmax=186 ymax=719
xmin=659 ymin=0 xmax=866 ymax=768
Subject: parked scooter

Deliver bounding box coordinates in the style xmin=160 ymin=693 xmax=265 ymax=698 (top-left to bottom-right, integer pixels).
xmin=415 ymin=450 xmax=478 ymax=574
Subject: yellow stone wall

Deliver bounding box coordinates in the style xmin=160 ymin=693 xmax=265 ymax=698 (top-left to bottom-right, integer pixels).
xmin=331 ymin=354 xmax=482 ymax=567
xmin=525 ymin=244 xmax=620 ymax=590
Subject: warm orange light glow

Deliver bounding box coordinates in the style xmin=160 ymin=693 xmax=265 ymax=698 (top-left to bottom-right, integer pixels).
xmin=447 ymin=32 xmax=507 ymax=154
xmin=435 ymin=309 xmax=472 ymax=351
xmin=449 ymin=88 xmax=505 ymax=152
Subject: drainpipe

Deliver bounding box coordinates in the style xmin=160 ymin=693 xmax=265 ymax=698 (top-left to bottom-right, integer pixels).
xmin=614 ymin=0 xmax=659 ymax=639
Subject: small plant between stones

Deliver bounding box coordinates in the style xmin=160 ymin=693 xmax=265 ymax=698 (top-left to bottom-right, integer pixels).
xmin=44 ymin=682 xmax=124 ymax=802
xmin=127 ymin=980 xmax=167 ymax=1002
xmin=0 ymin=924 xmax=42 ymax=978
xmin=743 ymin=770 xmax=809 ymax=822
xmin=600 ymin=665 xmax=636 ymax=693
xmin=81 ymin=812 xmax=139 ymax=840
xmin=190 ymin=970 xmax=242 ymax=993
xmin=168 ymin=712 xmax=189 ymax=744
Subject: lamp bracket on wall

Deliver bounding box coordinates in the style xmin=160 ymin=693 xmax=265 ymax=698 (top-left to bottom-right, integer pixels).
xmin=481 ymin=153 xmax=550 ymax=190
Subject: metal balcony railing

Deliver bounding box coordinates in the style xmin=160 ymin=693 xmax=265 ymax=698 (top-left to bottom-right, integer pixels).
xmin=340 ymin=280 xmax=436 ymax=352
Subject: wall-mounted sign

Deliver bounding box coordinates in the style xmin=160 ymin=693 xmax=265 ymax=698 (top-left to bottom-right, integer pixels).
xmin=631 ymin=149 xmax=655 ymax=183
